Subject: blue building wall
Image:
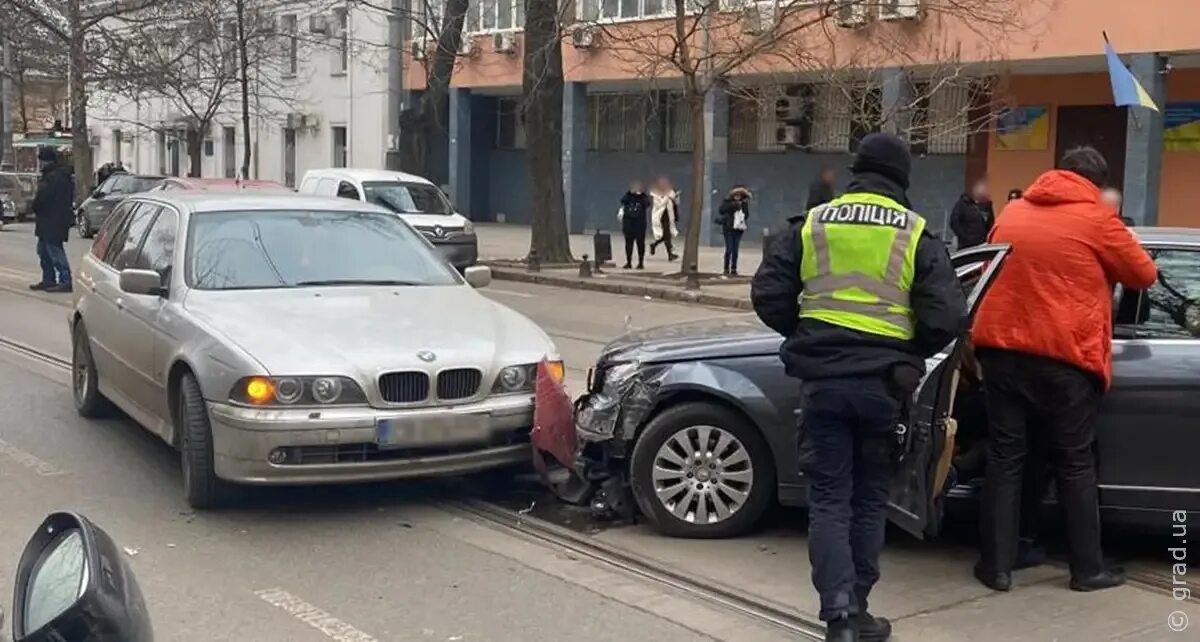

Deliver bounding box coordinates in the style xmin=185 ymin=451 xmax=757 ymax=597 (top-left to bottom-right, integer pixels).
xmin=478 ymin=147 xmax=966 ymax=242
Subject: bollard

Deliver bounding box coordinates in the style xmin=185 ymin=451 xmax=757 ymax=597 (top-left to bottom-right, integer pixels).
xmin=579 ymin=254 xmax=593 ymax=277
xmin=527 ymin=249 xmax=540 ymax=272
xmin=593 ymin=232 xmax=612 ymax=267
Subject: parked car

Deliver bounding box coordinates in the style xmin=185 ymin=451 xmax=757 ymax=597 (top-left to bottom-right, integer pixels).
xmin=75 ymin=173 xmax=165 ymax=238
xmin=298 ymin=168 xmax=478 ymax=270
xmin=559 ymin=231 xmax=1200 ymax=539
xmin=70 ymin=192 xmax=560 ymax=509
xmin=150 ymin=177 xmax=293 ymax=192
xmin=0 ymin=172 xmax=38 ymax=221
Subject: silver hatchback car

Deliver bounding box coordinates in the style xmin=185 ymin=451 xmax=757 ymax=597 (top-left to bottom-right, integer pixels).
xmin=69 ymin=192 xmax=560 ymax=508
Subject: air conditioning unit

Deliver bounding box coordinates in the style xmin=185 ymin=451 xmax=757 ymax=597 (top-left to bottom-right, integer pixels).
xmin=308 ymin=14 xmax=328 ymax=34
xmin=493 ymin=31 xmax=517 ymax=54
xmin=775 ymin=125 xmax=802 ymax=146
xmin=742 ymin=3 xmax=777 ymax=35
xmin=571 ymin=24 xmax=597 ymax=49
xmin=299 ymin=113 xmax=320 ymax=131
xmin=774 ymin=96 xmax=807 ymax=121
xmin=880 ymin=0 xmax=923 ymax=21
xmin=834 ymin=1 xmax=872 ymax=28
xmin=411 ymin=39 xmax=427 ymax=61
xmin=457 ymin=36 xmax=478 ymax=57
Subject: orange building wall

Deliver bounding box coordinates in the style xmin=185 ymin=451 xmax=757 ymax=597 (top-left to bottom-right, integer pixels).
xmin=987 ymin=70 xmax=1200 ymax=227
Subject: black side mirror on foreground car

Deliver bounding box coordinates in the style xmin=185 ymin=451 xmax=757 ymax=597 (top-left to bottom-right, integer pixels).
xmin=10 ymin=512 xmax=153 ymax=641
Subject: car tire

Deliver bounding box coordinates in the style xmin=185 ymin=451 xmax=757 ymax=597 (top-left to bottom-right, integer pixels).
xmin=630 ymin=402 xmax=775 ymax=539
xmin=76 ymin=212 xmax=91 ymax=239
xmin=178 ymin=373 xmax=236 ymax=509
xmin=71 ymin=323 xmax=113 ymax=418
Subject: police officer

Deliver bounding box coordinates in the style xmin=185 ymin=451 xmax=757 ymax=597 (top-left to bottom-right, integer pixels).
xmin=751 ymin=133 xmax=968 ymax=642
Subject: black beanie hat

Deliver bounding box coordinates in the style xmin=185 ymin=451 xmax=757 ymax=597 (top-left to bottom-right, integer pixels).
xmin=850 ymin=133 xmax=912 ymax=190
xmin=37 ymin=146 xmax=58 ymax=163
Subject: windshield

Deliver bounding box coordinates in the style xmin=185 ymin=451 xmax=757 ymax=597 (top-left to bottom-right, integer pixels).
xmin=362 ymin=181 xmax=452 ymax=215
xmin=109 ymin=175 xmax=162 ymax=195
xmin=187 ymin=209 xmax=461 ymax=290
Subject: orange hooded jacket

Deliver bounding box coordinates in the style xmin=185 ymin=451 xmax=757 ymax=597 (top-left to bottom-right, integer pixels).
xmin=971 ymin=170 xmax=1158 ymax=389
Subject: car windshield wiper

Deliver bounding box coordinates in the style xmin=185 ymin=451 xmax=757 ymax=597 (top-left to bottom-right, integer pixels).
xmin=294 ymin=279 xmax=422 ymax=287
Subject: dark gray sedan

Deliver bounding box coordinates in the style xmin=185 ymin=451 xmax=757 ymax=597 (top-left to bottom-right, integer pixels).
xmin=556 ymin=230 xmax=1200 ymax=539
xmin=76 ymin=173 xmax=164 ymax=238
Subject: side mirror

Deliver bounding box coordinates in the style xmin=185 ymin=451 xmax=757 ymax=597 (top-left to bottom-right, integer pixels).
xmin=119 ymin=268 xmax=165 ymax=297
xmin=463 ymin=265 xmax=491 ymax=288
xmin=12 ymin=513 xmax=152 ymax=641
xmin=92 ymin=190 xmax=106 ymax=199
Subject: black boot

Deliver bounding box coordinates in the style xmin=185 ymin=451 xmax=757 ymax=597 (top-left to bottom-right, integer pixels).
xmin=28 ymin=282 xmax=50 ymax=291
xmin=1070 ymin=567 xmax=1126 ymax=592
xmin=973 ymin=561 xmax=1012 ymax=592
xmin=853 ymin=613 xmax=892 ymax=642
xmin=825 ymin=616 xmax=858 ymax=642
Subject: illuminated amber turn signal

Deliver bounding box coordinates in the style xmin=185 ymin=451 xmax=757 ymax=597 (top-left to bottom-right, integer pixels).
xmin=245 ymin=377 xmax=275 ymax=404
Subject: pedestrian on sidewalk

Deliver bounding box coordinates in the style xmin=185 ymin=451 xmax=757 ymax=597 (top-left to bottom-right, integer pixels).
xmin=751 ymin=133 xmax=967 ymax=642
xmin=718 ymin=185 xmax=751 ymax=276
xmin=971 ymin=146 xmax=1157 ymax=594
xmin=29 ymin=147 xmax=75 ymax=293
xmin=806 ymin=167 xmax=837 ymax=210
xmin=618 ymin=181 xmax=651 ymax=270
xmin=648 ymin=176 xmax=679 ymax=261
xmin=949 ymin=177 xmax=994 ymax=249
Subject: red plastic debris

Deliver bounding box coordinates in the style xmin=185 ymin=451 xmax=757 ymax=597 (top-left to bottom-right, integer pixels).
xmin=531 ymin=359 xmax=577 ymax=472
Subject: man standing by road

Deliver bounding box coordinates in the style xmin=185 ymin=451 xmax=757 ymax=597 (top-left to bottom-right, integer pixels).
xmin=950 ymin=178 xmax=994 ymax=249
xmin=971 ymin=147 xmax=1157 ymax=593
xmin=28 ymin=146 xmax=75 ymax=293
xmin=751 ymin=133 xmax=967 ymax=642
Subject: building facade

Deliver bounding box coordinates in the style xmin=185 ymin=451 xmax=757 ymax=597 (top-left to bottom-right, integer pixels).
xmin=88 ymin=0 xmax=1200 ymax=240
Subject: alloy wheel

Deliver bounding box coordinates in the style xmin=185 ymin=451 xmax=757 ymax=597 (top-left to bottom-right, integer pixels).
xmin=72 ymin=336 xmax=90 ymax=406
xmin=650 ymin=425 xmax=754 ymax=525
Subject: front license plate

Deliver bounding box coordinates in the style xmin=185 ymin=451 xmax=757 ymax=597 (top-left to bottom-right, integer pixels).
xmin=375 ymin=414 xmax=491 ymax=450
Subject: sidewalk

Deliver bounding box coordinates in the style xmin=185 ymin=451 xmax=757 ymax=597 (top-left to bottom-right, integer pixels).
xmin=475 ymin=223 xmax=760 ymax=308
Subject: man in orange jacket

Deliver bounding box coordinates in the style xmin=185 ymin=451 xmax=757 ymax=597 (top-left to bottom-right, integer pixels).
xmin=971 ymin=146 xmax=1158 ymax=593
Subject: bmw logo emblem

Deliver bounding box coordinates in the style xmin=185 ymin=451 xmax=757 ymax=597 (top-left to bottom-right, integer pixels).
xmin=417 ymin=350 xmax=437 ymax=363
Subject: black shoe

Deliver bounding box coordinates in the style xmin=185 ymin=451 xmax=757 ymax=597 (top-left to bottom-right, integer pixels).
xmin=825 ymin=616 xmax=858 ymax=642
xmin=1014 ymin=539 xmax=1047 ymax=570
xmin=973 ymin=562 xmax=1012 ymax=591
xmin=853 ymin=613 xmax=892 ymax=641
xmin=635 ymin=263 xmax=644 ymax=270
xmin=730 ymin=269 xmax=739 ymax=277
xmin=622 ymin=263 xmax=632 ymax=269
xmin=668 ymin=252 xmax=678 ymax=262
xmin=649 ymin=243 xmax=657 ymax=255
xmin=1070 ymin=568 xmax=1126 ymax=592
xmin=28 ymin=282 xmax=51 ymax=291
xmin=45 ymin=283 xmax=73 ymax=293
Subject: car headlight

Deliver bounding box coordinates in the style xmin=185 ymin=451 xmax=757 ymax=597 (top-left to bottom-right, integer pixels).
xmin=462 ymin=219 xmax=474 ymax=235
xmin=230 ymin=375 xmax=366 ymax=406
xmin=491 ymin=360 xmax=563 ymax=395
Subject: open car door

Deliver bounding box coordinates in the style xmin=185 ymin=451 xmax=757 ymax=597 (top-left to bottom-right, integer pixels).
xmin=888 ymin=243 xmax=1013 ymax=539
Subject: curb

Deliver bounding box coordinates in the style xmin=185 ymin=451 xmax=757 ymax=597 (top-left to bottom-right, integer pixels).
xmin=486 ymin=266 xmax=753 ymax=310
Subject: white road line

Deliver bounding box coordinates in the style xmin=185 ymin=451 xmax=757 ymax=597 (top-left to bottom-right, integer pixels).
xmin=0 ymin=438 xmax=67 ymax=477
xmin=0 ymin=265 xmax=37 ymax=280
xmin=254 ymin=588 xmax=378 ymax=642
xmin=485 ymin=288 xmax=536 ymax=298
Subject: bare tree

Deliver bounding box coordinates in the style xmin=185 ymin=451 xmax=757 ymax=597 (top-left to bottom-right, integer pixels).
xmin=587 ymin=0 xmax=1036 ymax=287
xmin=522 ymin=0 xmax=572 ymax=262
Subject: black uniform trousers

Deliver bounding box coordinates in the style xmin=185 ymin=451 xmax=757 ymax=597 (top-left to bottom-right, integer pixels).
xmin=977 ymin=348 xmax=1106 ymax=578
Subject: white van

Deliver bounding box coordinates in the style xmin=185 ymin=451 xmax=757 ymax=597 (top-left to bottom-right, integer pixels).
xmin=298 ymin=168 xmax=478 ymax=269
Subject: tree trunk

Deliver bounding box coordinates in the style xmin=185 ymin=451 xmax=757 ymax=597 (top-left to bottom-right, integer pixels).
xmin=186 ymin=127 xmax=202 ymax=177
xmin=522 ymin=0 xmax=571 ymax=263
xmin=235 ymin=0 xmax=251 ymax=179
xmin=67 ymin=0 xmax=90 ymax=202
xmin=680 ymin=92 xmax=706 ymax=289
xmin=397 ymin=0 xmax=468 ymax=180
xmin=17 ymin=68 xmax=28 ymax=134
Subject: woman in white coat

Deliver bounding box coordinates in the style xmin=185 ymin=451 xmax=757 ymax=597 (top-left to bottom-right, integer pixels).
xmin=648 ymin=176 xmax=680 ymax=261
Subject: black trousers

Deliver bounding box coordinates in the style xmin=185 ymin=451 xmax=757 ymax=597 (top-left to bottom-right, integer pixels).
xmin=623 ymin=230 xmax=645 ymax=266
xmin=978 ymin=349 xmax=1105 ymax=577
xmin=801 ymin=376 xmax=898 ymax=621
xmin=649 ymin=214 xmax=673 ymax=255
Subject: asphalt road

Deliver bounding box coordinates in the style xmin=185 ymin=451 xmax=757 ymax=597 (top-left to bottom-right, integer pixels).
xmin=1 ymin=222 xmax=1196 ymax=641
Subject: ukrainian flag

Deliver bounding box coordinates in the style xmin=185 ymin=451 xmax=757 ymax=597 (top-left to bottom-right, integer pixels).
xmin=1104 ymin=36 xmax=1159 ymax=112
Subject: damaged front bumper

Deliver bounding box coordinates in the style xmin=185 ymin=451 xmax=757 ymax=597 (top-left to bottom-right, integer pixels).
xmin=532 ymin=361 xmax=668 ymax=518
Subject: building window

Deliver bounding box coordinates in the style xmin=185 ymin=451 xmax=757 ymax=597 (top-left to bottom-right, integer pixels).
xmin=281 ymin=14 xmax=298 ymax=75
xmin=223 ymin=126 xmax=236 ymax=178
xmin=664 ymin=92 xmax=692 ymax=152
xmin=926 ymin=83 xmax=970 ymax=155
xmin=587 ymin=93 xmax=646 ymax=152
xmin=463 ymin=0 xmax=523 ymax=33
xmin=223 ymin=20 xmax=238 ymax=74
xmin=581 ymin=0 xmax=672 ymax=21
xmin=332 ymin=126 xmax=348 ymax=167
xmin=333 ymin=8 xmax=348 ymax=74
xmin=728 ymin=89 xmax=799 ymax=153
xmin=810 ymin=85 xmax=852 ymax=153
xmin=496 ymin=98 xmax=526 ymax=149
xmin=849 ymin=85 xmax=882 ymax=153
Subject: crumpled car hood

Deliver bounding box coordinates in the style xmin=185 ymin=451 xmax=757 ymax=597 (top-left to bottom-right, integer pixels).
xmin=600 ymin=315 xmax=781 ymax=364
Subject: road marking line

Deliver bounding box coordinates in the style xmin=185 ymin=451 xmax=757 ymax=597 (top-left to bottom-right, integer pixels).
xmin=0 ymin=265 xmax=37 ymax=280
xmin=253 ymin=588 xmax=378 ymax=642
xmin=486 ymin=288 xmax=536 ymax=298
xmin=0 ymin=438 xmax=67 ymax=476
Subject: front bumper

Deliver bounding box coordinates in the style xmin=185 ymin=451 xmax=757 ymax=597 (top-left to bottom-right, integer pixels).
xmin=433 ymin=237 xmax=479 ymax=269
xmin=207 ymin=394 xmax=533 ymax=484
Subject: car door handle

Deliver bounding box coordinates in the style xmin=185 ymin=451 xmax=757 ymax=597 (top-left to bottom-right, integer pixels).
xmin=115 ymin=297 xmax=125 ymax=311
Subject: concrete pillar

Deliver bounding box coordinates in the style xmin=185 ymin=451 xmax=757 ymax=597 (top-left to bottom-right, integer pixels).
xmin=1122 ymin=53 xmax=1167 ymax=226
xmin=562 ymin=82 xmax=588 ymax=234
xmin=700 ymin=86 xmax=729 ymax=248
xmin=448 ymin=87 xmax=472 ymax=217
xmin=880 ymin=68 xmax=914 ymax=139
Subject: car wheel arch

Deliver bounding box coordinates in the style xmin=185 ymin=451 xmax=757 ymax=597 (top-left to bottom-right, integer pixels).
xmin=635 ymin=387 xmax=777 ymax=479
